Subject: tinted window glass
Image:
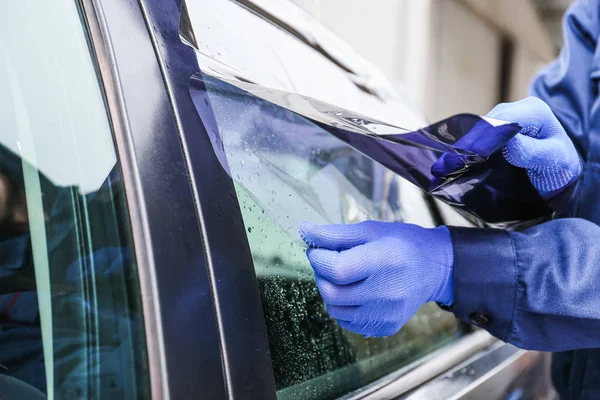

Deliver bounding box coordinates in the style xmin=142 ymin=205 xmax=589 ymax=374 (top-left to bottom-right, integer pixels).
xmin=196 ymin=75 xmax=458 ymax=399
xmin=0 ymin=1 xmax=149 ymax=398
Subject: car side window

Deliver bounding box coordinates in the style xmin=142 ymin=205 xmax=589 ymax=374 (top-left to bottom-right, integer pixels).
xmin=0 ymin=1 xmax=149 ymax=398
xmin=201 ymin=75 xmax=459 ymax=399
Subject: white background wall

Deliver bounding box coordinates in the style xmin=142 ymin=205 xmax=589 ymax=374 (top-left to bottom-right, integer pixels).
xmin=291 ymin=0 xmax=552 ymax=122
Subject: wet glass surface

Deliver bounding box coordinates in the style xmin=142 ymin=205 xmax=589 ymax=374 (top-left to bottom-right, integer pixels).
xmin=192 ymin=74 xmax=459 ymax=399
xmin=193 ymin=74 xmax=552 ymax=230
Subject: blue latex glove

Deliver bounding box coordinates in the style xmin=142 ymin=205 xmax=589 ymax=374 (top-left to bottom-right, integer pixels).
xmin=489 ymin=97 xmax=581 ymax=199
xmin=299 ymin=221 xmax=453 ymax=337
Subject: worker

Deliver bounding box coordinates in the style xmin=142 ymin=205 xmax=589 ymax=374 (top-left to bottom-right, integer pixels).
xmin=300 ymin=0 xmax=600 ymax=398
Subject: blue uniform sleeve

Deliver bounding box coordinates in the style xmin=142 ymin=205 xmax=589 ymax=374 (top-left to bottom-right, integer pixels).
xmin=529 ymin=0 xmax=600 ymax=160
xmin=448 ymin=0 xmax=600 ymax=352
xmin=450 ymin=218 xmax=600 ymax=352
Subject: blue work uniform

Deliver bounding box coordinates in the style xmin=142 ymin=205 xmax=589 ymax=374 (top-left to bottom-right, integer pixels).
xmin=450 ymin=0 xmax=600 ymax=397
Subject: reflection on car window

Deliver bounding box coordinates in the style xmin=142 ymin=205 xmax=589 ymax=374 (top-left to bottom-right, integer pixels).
xmin=0 ymin=1 xmax=149 ymax=399
xmin=196 ymin=75 xmax=459 ymax=399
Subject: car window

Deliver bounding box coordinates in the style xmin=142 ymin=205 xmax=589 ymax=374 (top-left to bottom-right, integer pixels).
xmin=198 ymin=75 xmax=459 ymax=399
xmin=0 ymin=1 xmax=149 ymax=399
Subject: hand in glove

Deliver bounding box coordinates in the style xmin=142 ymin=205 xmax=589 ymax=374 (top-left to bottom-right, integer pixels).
xmin=299 ymin=221 xmax=453 ymax=337
xmin=489 ymin=96 xmax=581 ymax=199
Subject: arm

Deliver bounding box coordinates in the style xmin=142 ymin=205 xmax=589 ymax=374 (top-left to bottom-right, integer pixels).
xmin=433 ymin=0 xmax=600 ymax=219
xmin=300 ymin=218 xmax=600 ymax=351
xmin=452 ymin=218 xmax=600 ymax=352
xmin=298 ymin=0 xmax=600 ymax=349
xmin=452 ymin=0 xmax=600 ymax=350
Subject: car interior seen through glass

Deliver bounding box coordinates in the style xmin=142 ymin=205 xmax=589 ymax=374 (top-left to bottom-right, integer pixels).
xmin=0 ymin=1 xmax=150 ymax=398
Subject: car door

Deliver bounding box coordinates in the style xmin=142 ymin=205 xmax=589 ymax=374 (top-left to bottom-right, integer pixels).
xmin=162 ymin=0 xmax=556 ymax=399
xmin=1 ymin=0 xmax=554 ymax=399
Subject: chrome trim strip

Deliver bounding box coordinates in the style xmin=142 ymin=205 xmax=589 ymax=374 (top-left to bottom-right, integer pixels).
xmin=78 ymin=1 xmax=167 ymax=398
xmin=402 ymin=343 xmax=553 ymax=400
xmin=449 ymin=349 xmax=524 ymax=400
xmin=344 ymin=331 xmax=498 ymax=399
xmin=404 ymin=344 xmax=521 ymax=400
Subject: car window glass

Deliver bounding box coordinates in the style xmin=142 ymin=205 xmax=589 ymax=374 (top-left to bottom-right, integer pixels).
xmin=183 ymin=0 xmax=425 ymax=132
xmin=199 ymin=75 xmax=459 ymax=400
xmin=0 ymin=1 xmax=150 ymax=398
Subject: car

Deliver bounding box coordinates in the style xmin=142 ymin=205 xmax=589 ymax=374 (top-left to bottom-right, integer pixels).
xmin=0 ymin=0 xmax=555 ymax=398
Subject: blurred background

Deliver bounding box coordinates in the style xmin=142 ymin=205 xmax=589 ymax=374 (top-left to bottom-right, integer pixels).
xmin=290 ymin=0 xmax=573 ymax=122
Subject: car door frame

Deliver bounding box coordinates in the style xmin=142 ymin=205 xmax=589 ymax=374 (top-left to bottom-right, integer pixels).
xmin=81 ymin=0 xmax=554 ymax=399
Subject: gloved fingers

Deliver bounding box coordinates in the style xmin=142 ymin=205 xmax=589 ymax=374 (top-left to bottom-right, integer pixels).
xmin=335 ymin=319 xmax=373 ymax=336
xmin=488 ymin=96 xmax=582 ymax=199
xmin=336 ymin=318 xmax=400 ymax=338
xmin=306 ymin=245 xmax=374 ymax=285
xmin=327 ymin=304 xmax=401 ymax=336
xmin=326 ymin=304 xmax=359 ymax=322
xmin=314 ymin=275 xmax=365 ymax=306
xmin=503 ymin=133 xmax=556 ymax=168
xmin=299 ymin=221 xmax=377 ymax=250
xmin=503 ymin=134 xmax=579 ymax=195
xmin=336 ymin=320 xmax=358 ymax=333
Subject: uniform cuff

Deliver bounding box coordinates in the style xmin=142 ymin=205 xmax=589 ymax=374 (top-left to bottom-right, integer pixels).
xmin=449 ymin=227 xmax=517 ymax=341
